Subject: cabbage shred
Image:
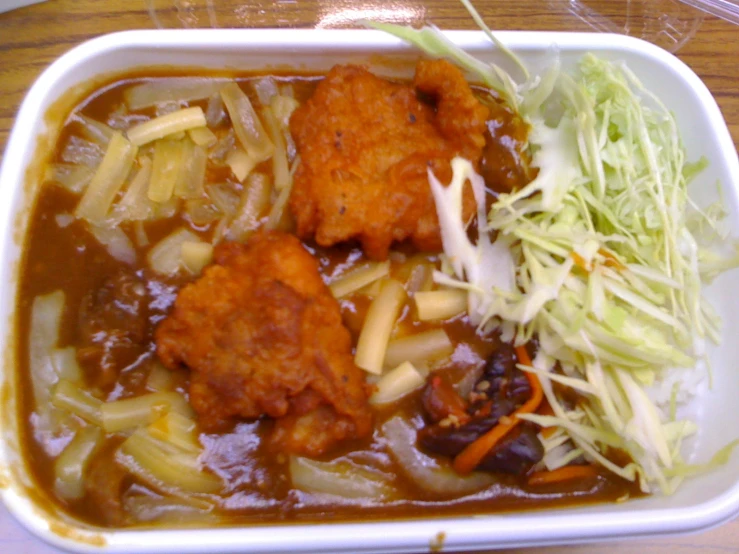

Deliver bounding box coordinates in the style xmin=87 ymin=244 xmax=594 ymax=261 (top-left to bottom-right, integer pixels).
xmin=370 ymin=8 xmax=739 ymax=493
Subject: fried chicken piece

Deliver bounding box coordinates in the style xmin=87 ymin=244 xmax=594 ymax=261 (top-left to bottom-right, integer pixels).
xmin=289 ymin=59 xmax=490 ymax=260
xmin=155 ymin=231 xmax=372 ymax=457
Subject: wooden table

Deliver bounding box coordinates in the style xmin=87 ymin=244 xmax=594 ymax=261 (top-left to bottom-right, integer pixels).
xmin=0 ymin=1 xmax=737 ymax=553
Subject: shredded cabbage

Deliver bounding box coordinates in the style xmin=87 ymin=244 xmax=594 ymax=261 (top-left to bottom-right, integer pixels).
xmin=379 ymin=4 xmax=739 ymax=493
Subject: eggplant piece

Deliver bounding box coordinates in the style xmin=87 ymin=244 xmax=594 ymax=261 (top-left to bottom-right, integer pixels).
xmin=476 ymin=343 xmax=530 ymax=407
xmin=418 ymin=399 xmax=514 ymax=458
xmin=477 ymin=423 xmax=544 ymax=474
xmin=482 ymin=343 xmax=516 ymax=383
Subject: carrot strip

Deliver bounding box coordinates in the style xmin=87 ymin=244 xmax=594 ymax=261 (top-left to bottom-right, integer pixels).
xmin=570 ymin=248 xmax=625 ymax=273
xmin=452 ymin=345 xmax=543 ymax=475
xmin=527 ymin=465 xmax=598 ymax=486
xmin=570 ymin=251 xmax=591 ymax=271
xmin=599 ymin=247 xmax=626 ymax=271
xmin=538 ymin=401 xmax=557 ymax=439
xmin=515 ymin=345 xmax=532 ymax=367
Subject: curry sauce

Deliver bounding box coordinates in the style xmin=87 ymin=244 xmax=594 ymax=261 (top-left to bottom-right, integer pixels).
xmin=16 ymin=68 xmax=642 ymax=528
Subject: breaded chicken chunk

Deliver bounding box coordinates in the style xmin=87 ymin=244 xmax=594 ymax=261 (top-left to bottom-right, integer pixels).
xmin=289 ymin=59 xmax=489 ymax=260
xmin=155 ymin=231 xmax=372 ymax=457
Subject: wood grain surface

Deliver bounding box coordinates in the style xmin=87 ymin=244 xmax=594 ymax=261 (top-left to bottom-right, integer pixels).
xmin=0 ymin=1 xmax=737 ymax=553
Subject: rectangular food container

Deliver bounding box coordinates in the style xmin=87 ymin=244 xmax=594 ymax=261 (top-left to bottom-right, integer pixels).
xmin=0 ymin=29 xmax=737 ymax=553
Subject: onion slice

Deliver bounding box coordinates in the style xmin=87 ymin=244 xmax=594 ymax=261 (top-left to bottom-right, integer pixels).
xmin=382 ymin=416 xmax=495 ymax=496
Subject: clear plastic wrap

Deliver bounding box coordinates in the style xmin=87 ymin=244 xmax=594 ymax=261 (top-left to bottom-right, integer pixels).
xmin=141 ymin=0 xmax=739 ymax=52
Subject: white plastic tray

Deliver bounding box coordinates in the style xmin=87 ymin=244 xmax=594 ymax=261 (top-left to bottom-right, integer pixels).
xmin=0 ymin=29 xmax=737 ymax=553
